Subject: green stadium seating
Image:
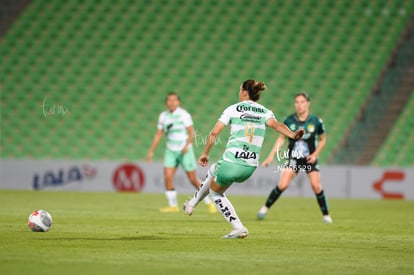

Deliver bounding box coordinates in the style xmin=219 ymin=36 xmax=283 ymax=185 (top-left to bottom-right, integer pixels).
xmin=1 ymin=0 xmax=413 ymax=165
xmin=373 ymin=92 xmax=414 ymax=166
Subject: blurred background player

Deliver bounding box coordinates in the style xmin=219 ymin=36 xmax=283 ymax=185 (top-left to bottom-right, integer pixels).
xmin=147 ymin=92 xmax=216 ymax=213
xmin=183 ymin=80 xmax=304 ymax=238
xmin=258 ymin=92 xmax=332 ymax=223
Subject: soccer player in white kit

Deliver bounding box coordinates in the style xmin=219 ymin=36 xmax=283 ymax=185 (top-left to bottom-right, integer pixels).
xmin=147 ymin=92 xmax=216 ymax=213
xmin=183 ymin=80 xmax=304 ymax=238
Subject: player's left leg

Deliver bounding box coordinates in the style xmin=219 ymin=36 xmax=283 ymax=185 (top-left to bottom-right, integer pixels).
xmin=160 ymin=167 xmax=180 ymax=213
xmin=307 ymin=171 xmax=332 ymax=224
xmin=184 ymin=164 xmax=216 ymax=214
xmin=181 ymin=146 xmax=201 ymax=190
xmin=185 ymin=170 xmax=216 ymax=213
xmin=160 ymin=150 xmax=180 ymax=212
xmin=182 ymin=147 xmax=215 ymax=213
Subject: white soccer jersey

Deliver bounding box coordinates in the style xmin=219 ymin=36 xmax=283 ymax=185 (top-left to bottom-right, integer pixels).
xmin=219 ymin=100 xmax=275 ymax=166
xmin=157 ymin=107 xmax=193 ymax=151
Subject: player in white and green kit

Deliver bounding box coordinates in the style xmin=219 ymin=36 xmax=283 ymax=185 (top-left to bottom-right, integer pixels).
xmin=183 ymin=80 xmax=304 ymax=239
xmin=147 ymin=92 xmax=216 ymax=213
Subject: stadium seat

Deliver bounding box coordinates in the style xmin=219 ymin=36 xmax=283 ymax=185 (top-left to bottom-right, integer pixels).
xmin=373 ymin=92 xmax=414 ymax=166
xmin=1 ymin=0 xmax=413 ymax=165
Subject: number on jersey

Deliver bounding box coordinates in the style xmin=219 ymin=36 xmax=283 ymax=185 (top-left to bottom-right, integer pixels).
xmin=245 ymin=123 xmax=255 ymax=143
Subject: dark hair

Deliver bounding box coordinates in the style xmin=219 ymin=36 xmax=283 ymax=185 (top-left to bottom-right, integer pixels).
xmin=241 ymin=80 xmax=266 ymax=101
xmin=165 ymin=92 xmax=180 ymax=102
xmin=295 ymin=91 xmax=310 ymax=102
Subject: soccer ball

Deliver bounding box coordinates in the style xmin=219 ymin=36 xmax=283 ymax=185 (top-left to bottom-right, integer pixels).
xmin=28 ymin=210 xmax=53 ymax=232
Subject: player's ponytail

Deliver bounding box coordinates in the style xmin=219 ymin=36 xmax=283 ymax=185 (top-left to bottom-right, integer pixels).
xmin=242 ymin=80 xmax=266 ymax=101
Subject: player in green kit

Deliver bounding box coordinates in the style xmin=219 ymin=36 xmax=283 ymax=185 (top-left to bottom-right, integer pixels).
xmin=183 ymin=80 xmax=304 ymax=239
xmin=257 ymin=92 xmax=332 ymax=224
xmin=147 ymin=92 xmax=216 ymax=213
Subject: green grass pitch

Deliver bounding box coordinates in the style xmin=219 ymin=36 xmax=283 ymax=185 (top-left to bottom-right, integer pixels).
xmin=1 ymin=190 xmax=413 ymax=275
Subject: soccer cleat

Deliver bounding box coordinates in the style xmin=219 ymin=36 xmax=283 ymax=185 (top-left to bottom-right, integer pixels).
xmin=221 ymin=227 xmax=249 ymax=239
xmin=323 ymin=215 xmax=333 ymax=224
xmin=207 ymin=202 xmax=217 ymax=214
xmin=159 ymin=206 xmax=179 ymax=213
xmin=183 ymin=201 xmax=193 ymax=216
xmin=256 ymin=206 xmax=268 ymax=220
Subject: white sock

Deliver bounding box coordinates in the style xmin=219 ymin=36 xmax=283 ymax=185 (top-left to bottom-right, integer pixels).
xmin=210 ymin=190 xmax=244 ymax=230
xmin=165 ymin=190 xmax=177 ymax=207
xmin=189 ymin=164 xmax=215 ymax=208
xmin=189 ymin=178 xmax=211 ymax=208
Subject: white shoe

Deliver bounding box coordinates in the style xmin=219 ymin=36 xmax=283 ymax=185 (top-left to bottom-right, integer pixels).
xmin=323 ymin=215 xmax=333 ymax=224
xmin=257 ymin=206 xmax=268 ymax=220
xmin=183 ymin=201 xmax=193 ymax=216
xmin=221 ymin=227 xmax=248 ymax=239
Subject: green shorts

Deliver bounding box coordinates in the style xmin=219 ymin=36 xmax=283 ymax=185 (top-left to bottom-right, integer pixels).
xmin=164 ymin=146 xmax=197 ymax=172
xmin=213 ymin=160 xmax=256 ymax=187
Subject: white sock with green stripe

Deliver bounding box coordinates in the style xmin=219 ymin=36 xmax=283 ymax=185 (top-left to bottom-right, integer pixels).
xmin=210 ymin=190 xmax=244 ymax=230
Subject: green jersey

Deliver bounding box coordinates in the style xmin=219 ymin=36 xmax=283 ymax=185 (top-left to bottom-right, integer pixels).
xmin=284 ymin=113 xmax=325 ymax=159
xmin=218 ymin=100 xmax=275 ymax=167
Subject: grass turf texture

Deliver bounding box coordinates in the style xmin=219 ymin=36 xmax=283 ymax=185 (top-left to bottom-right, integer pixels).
xmin=0 ymin=190 xmax=413 ymax=275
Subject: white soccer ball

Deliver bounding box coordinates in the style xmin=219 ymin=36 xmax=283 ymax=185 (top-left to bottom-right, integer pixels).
xmin=28 ymin=210 xmax=53 ymax=232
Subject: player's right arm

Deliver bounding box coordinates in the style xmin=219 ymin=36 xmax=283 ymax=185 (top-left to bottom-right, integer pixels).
xmin=264 ymin=118 xmax=304 ymax=166
xmin=199 ymin=105 xmax=231 ymax=166
xmin=199 ymin=121 xmax=226 ymax=167
xmin=261 ymin=134 xmax=286 ymax=167
xmin=266 ymin=118 xmax=304 ymax=140
xmin=147 ymin=128 xmax=163 ymax=163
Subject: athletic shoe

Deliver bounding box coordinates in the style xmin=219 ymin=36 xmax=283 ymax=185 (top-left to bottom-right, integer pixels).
xmin=323 ymin=215 xmax=333 ymax=224
xmin=256 ymin=206 xmax=268 ymax=220
xmin=221 ymin=227 xmax=249 ymax=239
xmin=159 ymin=206 xmax=179 ymax=213
xmin=183 ymin=201 xmax=193 ymax=216
xmin=207 ymin=202 xmax=217 ymax=214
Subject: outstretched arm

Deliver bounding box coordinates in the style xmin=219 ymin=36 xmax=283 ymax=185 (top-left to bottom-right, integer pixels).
xmin=266 ymin=118 xmax=304 ymax=140
xmin=199 ymin=121 xmax=226 ymax=167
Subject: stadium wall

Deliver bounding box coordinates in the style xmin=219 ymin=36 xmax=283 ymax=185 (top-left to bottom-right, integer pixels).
xmin=0 ymin=160 xmax=413 ymax=200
